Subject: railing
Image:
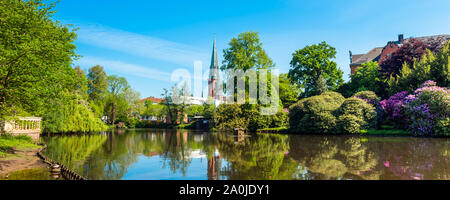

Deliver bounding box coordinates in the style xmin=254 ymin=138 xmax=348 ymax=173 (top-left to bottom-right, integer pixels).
xmin=1 ymin=117 xmax=42 ymax=141
xmin=2 ymin=117 xmax=41 ymax=133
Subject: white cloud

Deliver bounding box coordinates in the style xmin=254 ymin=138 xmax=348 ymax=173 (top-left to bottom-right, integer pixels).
xmin=76 ymin=24 xmax=209 ymax=66
xmin=76 ymin=56 xmax=172 ymax=82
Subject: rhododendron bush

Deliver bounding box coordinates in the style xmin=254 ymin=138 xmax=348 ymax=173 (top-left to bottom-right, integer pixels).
xmin=382 ymin=80 xmax=449 ymax=136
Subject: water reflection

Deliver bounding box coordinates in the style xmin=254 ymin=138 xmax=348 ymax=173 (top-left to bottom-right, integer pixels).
xmin=42 ymin=129 xmax=450 ymax=180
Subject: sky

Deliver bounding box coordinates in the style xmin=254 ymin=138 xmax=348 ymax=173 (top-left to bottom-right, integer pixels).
xmin=53 ymin=0 xmax=450 ymax=98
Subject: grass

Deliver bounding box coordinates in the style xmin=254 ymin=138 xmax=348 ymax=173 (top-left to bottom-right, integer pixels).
xmin=361 ymin=126 xmax=410 ymax=136
xmin=257 ymin=127 xmax=289 ymax=132
xmin=0 ymin=134 xmax=39 ymax=158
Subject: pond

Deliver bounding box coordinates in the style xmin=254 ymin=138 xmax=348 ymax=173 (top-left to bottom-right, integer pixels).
xmin=41 ymin=129 xmax=450 ymax=180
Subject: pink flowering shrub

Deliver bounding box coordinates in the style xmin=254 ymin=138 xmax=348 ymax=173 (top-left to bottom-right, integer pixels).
xmin=383 ymin=80 xmax=449 ymax=136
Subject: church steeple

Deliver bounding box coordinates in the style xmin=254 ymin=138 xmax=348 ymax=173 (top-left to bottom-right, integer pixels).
xmin=208 ymin=36 xmax=220 ymax=99
xmin=210 ymin=36 xmax=219 ymax=76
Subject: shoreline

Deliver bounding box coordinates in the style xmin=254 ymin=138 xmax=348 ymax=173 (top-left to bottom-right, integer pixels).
xmin=0 ymin=145 xmax=49 ymax=177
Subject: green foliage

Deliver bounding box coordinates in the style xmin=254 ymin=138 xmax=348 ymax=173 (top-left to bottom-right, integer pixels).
xmin=288 ymin=42 xmax=344 ymax=97
xmin=87 ymin=65 xmax=108 ymax=102
xmin=222 ymin=31 xmax=274 ymax=71
xmin=289 ymin=92 xmax=345 ymax=133
xmin=336 ymin=98 xmax=377 ymax=134
xmin=186 ymin=105 xmax=204 ymax=117
xmin=213 ymin=103 xmax=288 ymax=132
xmin=289 ymin=92 xmax=377 ymax=134
xmin=337 ymin=114 xmax=363 ymax=134
xmin=0 ymin=134 xmax=38 ymax=157
xmin=387 ymin=42 xmax=450 ymax=95
xmin=351 ymin=61 xmax=382 ymax=94
xmin=105 ymin=75 xmax=130 ymax=124
xmin=278 ymin=73 xmax=301 ymax=108
xmin=42 ymin=90 xmax=107 ymax=133
xmin=313 ymin=74 xmax=328 ymax=96
xmin=0 ymin=0 xmax=78 ymax=118
xmin=352 ymin=91 xmax=381 ymax=104
xmin=435 ymin=118 xmax=450 ymax=136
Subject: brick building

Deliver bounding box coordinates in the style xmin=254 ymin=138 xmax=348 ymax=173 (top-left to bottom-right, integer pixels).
xmin=349 ymin=34 xmax=450 ymax=75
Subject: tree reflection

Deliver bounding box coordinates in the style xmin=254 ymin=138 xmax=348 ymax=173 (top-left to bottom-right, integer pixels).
xmin=43 ymin=130 xmax=450 ymax=180
xmin=214 ymin=133 xmax=298 ymax=180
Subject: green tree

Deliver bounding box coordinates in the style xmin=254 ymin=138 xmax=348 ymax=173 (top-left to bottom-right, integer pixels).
xmin=288 ymin=41 xmax=344 ymax=97
xmin=387 ymin=42 xmax=450 ymax=95
xmin=106 ymin=75 xmax=129 ymax=124
xmin=313 ymin=74 xmax=328 ymax=96
xmin=221 ymin=31 xmax=274 ymax=71
xmin=0 ymin=0 xmax=77 ymax=118
xmin=87 ymin=65 xmax=108 ymax=102
xmin=279 ymin=73 xmax=301 ymax=108
xmin=87 ymin=65 xmax=108 ymax=118
xmin=351 ymin=61 xmax=381 ymax=94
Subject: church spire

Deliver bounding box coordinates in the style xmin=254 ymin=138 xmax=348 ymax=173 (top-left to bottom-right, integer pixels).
xmin=210 ymin=35 xmax=219 ymax=71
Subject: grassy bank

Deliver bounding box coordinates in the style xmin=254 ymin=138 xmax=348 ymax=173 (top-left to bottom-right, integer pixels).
xmin=0 ymin=134 xmax=39 ymax=158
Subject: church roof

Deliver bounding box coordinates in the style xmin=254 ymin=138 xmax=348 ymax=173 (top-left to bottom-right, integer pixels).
xmin=209 ymin=37 xmax=219 ymax=79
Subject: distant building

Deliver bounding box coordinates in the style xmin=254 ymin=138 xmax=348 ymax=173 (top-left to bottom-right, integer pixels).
xmin=141 ymin=97 xmax=164 ymax=104
xmin=350 ymin=34 xmax=450 ymax=75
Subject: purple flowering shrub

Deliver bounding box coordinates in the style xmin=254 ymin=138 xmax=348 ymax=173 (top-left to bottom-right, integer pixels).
xmin=405 ymin=104 xmax=435 ymax=136
xmin=383 ymin=80 xmax=449 ymax=136
xmin=380 ymin=91 xmax=409 ymax=128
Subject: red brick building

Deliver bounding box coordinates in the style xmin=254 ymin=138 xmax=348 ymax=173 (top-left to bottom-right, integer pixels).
xmin=350 ymin=34 xmax=450 ymax=75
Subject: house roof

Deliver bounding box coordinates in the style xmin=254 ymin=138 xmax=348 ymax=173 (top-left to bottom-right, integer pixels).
xmin=141 ymin=97 xmax=164 ymax=104
xmin=351 ymin=47 xmax=383 ymax=65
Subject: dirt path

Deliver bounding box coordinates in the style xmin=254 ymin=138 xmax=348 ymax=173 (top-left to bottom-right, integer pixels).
xmin=0 ymin=147 xmax=48 ymax=176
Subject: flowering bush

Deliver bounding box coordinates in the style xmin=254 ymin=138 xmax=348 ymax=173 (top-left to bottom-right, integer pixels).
xmin=405 ymin=80 xmax=449 ymax=136
xmin=380 ymin=91 xmax=409 ymax=128
xmin=405 ymin=104 xmax=435 ymax=136
xmin=383 ymin=80 xmax=449 ymax=136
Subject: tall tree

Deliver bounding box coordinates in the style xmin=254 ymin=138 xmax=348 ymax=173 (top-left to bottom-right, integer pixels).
xmin=106 ymin=75 xmax=129 ymax=124
xmin=87 ymin=65 xmax=108 ymax=102
xmin=222 ymin=31 xmax=275 ymax=104
xmin=222 ymin=31 xmax=274 ymax=71
xmin=0 ymin=0 xmax=77 ymax=118
xmin=288 ymin=41 xmax=344 ymax=97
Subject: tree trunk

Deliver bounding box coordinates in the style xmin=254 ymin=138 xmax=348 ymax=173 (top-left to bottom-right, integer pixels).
xmin=111 ymin=103 xmax=116 ymax=125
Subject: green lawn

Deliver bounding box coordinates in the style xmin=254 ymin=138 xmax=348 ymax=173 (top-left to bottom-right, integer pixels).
xmin=0 ymin=134 xmax=39 ymax=158
xmin=361 ymin=128 xmax=410 ymax=136
xmin=257 ymin=127 xmax=289 ymax=132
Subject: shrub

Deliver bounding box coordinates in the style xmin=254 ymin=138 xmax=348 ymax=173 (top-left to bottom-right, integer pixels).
xmin=435 ymin=118 xmax=450 ymax=136
xmin=337 ymin=114 xmax=363 ymax=134
xmin=353 ymin=91 xmax=380 ymax=106
xmin=353 ymin=91 xmax=384 ymax=127
xmin=213 ymin=104 xmax=245 ymax=131
xmin=403 ymin=81 xmax=450 ymax=136
xmin=380 ymin=91 xmax=409 ymax=128
xmin=337 ymin=98 xmax=377 ymax=133
xmin=289 ymin=92 xmax=345 ymax=133
xmin=272 ymin=110 xmax=289 ymax=128
xmin=213 ymin=103 xmax=288 ymax=132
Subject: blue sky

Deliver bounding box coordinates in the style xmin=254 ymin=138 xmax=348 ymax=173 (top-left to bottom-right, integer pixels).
xmin=54 ymin=0 xmax=450 ymax=98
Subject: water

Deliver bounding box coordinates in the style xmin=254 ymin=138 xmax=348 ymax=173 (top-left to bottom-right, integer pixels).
xmin=41 ymin=129 xmax=450 ymax=180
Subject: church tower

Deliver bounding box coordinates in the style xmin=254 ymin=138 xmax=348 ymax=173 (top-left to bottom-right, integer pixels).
xmin=208 ymin=37 xmax=220 ymax=99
